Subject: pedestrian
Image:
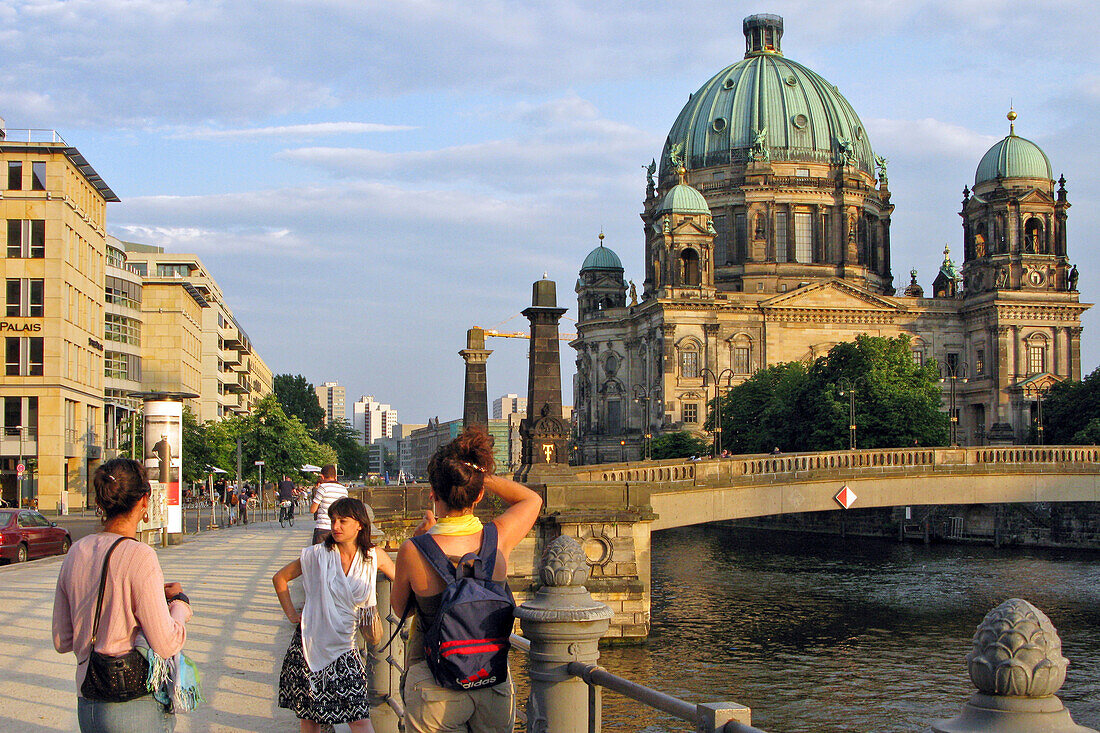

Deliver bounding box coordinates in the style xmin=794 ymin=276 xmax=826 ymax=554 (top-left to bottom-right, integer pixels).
xmin=274 ymin=497 xmax=395 ymax=732
xmin=240 ymin=485 xmax=250 ymax=525
xmin=227 ymin=485 xmax=239 ymax=526
xmin=52 ymin=457 xmax=194 ymax=732
xmin=310 ymin=465 xmax=348 ymax=545
xmin=390 ymin=427 xmax=542 ymax=733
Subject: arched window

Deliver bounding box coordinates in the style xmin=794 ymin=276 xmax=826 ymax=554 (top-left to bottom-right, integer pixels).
xmin=1024 ymin=217 xmax=1044 ymax=254
xmin=681 ymin=249 xmax=701 ymax=286
xmin=730 ymin=333 xmax=754 ymax=374
xmin=974 ymin=222 xmax=988 ymax=257
xmin=679 ymin=344 xmax=700 ymax=378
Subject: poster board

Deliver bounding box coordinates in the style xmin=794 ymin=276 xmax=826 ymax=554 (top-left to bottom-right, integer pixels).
xmin=143 ymin=400 xmax=183 ymax=535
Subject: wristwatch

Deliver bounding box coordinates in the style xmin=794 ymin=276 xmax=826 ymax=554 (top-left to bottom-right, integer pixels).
xmin=167 ymin=592 xmax=190 ymax=605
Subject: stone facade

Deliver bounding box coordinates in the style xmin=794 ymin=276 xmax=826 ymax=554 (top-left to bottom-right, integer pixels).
xmin=573 ymin=16 xmax=1088 ymax=463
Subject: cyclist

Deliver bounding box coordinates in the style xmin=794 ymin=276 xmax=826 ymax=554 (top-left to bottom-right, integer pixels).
xmin=277 ymin=475 xmax=296 ymax=526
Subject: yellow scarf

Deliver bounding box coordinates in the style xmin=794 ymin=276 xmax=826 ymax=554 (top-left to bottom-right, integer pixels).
xmin=428 ymin=514 xmax=484 ymax=536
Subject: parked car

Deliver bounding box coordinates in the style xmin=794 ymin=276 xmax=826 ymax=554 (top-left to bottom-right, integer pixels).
xmin=0 ymin=509 xmax=71 ymax=563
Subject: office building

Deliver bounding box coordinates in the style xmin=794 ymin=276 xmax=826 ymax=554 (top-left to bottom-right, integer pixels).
xmin=315 ymin=381 xmax=346 ymax=425
xmin=492 ymin=393 xmax=526 ymax=420
xmin=352 ymin=395 xmax=398 ymax=446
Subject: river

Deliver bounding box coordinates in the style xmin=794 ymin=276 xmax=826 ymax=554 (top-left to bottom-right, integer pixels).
xmin=587 ymin=525 xmax=1100 ymax=732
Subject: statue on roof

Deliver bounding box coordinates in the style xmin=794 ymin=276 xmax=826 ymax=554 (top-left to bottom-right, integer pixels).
xmin=874 ymin=154 xmax=888 ymax=185
xmin=835 ymin=136 xmax=854 ymax=166
xmin=644 ymin=159 xmax=656 ymax=198
xmin=668 ymin=142 xmax=684 ymax=170
xmin=750 ymin=126 xmax=769 ymax=162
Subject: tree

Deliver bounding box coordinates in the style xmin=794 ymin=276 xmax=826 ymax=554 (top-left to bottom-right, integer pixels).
xmin=234 ymin=395 xmax=331 ymax=482
xmin=650 ymin=431 xmax=711 ymax=459
xmin=712 ymin=335 xmax=949 ymax=454
xmin=316 ymin=418 xmax=369 ymax=478
xmin=1043 ymin=366 xmax=1100 ymax=444
xmin=273 ymin=374 xmax=325 ymax=432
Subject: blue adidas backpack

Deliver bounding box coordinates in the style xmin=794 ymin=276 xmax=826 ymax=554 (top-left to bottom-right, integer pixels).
xmin=410 ymin=522 xmax=515 ymax=690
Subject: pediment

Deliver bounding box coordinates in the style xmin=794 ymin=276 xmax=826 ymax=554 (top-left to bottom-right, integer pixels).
xmin=671 ymin=219 xmax=711 ymax=236
xmin=1017 ymin=187 xmax=1055 ymax=205
xmin=1012 ymin=372 xmax=1063 ymax=393
xmin=760 ymin=279 xmax=904 ymax=312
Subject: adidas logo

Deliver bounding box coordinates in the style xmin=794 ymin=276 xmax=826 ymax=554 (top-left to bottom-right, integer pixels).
xmin=458 ymin=668 xmax=498 ymax=689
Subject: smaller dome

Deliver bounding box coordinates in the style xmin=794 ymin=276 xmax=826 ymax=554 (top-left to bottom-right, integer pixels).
xmin=656 ymin=182 xmax=711 ymax=216
xmin=975 ymin=132 xmax=1052 ymax=186
xmin=581 ymin=243 xmax=623 ymax=271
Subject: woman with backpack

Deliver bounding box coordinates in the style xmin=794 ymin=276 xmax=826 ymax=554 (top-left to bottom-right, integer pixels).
xmin=390 ymin=427 xmax=542 ymax=733
xmin=273 ymin=497 xmax=395 ymax=733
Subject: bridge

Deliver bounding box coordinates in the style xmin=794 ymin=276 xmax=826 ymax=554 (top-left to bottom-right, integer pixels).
xmin=363 ymin=444 xmax=1100 ymax=641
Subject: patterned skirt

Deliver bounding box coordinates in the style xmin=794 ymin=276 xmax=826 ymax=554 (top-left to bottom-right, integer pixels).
xmin=278 ymin=626 xmax=371 ymax=724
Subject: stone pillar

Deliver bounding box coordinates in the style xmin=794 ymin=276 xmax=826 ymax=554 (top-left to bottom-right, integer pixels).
xmin=460 ymin=327 xmax=492 ymax=430
xmin=515 ymin=535 xmax=613 ymax=733
xmin=927 ymin=598 xmax=1096 ymax=733
xmin=1068 ymin=326 xmax=1083 ymax=380
xmin=516 ymin=278 xmax=571 ymax=483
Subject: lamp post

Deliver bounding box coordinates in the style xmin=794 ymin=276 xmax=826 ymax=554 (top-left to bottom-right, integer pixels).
xmin=939 ymin=360 xmax=969 ymax=446
xmin=837 ymin=376 xmax=868 ymax=450
xmin=632 ymin=383 xmax=658 ymax=460
xmin=1024 ymin=382 xmax=1049 ymax=445
xmin=700 ymin=368 xmax=735 ymax=458
xmin=619 ymin=439 xmax=626 ymax=463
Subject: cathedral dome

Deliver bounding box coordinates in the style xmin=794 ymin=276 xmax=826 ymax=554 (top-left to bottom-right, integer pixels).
xmin=581 ymin=238 xmax=623 ymax=271
xmin=659 ymin=14 xmax=876 ymax=179
xmin=974 ymin=114 xmax=1051 ymax=186
xmin=655 ymin=181 xmax=711 ymax=216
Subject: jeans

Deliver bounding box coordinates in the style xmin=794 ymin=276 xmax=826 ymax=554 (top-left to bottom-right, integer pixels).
xmin=77 ymin=695 xmax=174 ymax=733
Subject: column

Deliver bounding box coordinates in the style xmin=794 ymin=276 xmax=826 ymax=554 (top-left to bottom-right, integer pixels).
xmin=460 ymin=327 xmax=492 ymax=430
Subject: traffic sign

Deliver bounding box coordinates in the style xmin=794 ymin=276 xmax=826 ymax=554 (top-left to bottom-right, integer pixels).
xmin=16 ymin=463 xmax=25 ymax=477
xmin=834 ymin=484 xmax=857 ymax=509
xmin=254 ymin=460 xmax=265 ymax=466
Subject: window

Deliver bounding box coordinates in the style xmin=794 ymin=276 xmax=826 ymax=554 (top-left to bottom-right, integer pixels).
xmin=7 ymin=161 xmax=21 ymax=190
xmin=104 ymin=351 xmax=141 ymax=381
xmin=734 ymin=213 xmax=747 ymax=263
xmin=734 ymin=346 xmax=751 ymax=374
xmin=105 ymin=276 xmax=141 ymax=309
xmin=682 ymin=403 xmax=699 ymax=423
xmin=680 ymin=350 xmax=699 ymax=378
xmin=1028 ymin=345 xmax=1045 ymax=375
xmin=975 ymin=349 xmax=985 ymax=376
xmin=31 ymin=162 xmax=45 ymax=191
xmin=794 ymin=212 xmax=812 ymax=263
xmin=6 ymin=220 xmax=45 ymax=258
xmin=607 ymin=399 xmax=621 ymax=433
xmin=5 ymin=337 xmax=43 ymax=376
xmin=156 ymin=263 xmax=192 ymax=277
xmin=130 ymin=262 xmax=147 ymax=277
xmin=6 ymin=279 xmax=44 ymax=317
xmin=712 ymin=216 xmax=729 ymax=265
xmin=680 ymin=249 xmax=700 ymax=286
xmin=775 ymin=212 xmax=788 ymax=262
xmin=104 ymin=313 xmax=141 ymax=345
xmin=912 ymin=349 xmax=923 ymax=366
xmin=946 ymin=352 xmax=959 ymax=371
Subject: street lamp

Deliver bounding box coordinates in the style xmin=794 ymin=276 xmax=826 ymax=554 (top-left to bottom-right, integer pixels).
xmin=837 ymin=376 xmax=868 ymax=450
xmin=619 ymin=439 xmax=626 ymax=463
xmin=939 ymin=360 xmax=969 ymax=446
xmin=632 ymin=383 xmax=659 ymax=460
xmin=700 ymin=368 xmax=735 ymax=458
xmin=1024 ymin=382 xmax=1049 ymax=445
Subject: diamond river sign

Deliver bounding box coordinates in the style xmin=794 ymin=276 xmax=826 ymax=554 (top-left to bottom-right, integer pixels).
xmin=835 ymin=484 xmax=857 ymax=509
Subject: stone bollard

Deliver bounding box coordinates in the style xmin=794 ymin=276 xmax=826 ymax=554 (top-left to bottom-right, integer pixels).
xmin=928 ymin=598 xmax=1097 ymax=733
xmin=515 ymin=535 xmax=614 ymax=733
xmin=366 ymin=571 xmax=405 ymax=733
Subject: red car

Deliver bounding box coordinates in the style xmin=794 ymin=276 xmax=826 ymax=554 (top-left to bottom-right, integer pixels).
xmin=0 ymin=509 xmax=72 ymax=563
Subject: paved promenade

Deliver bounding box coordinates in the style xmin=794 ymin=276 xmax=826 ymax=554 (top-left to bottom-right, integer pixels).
xmin=0 ymin=520 xmax=317 ymax=732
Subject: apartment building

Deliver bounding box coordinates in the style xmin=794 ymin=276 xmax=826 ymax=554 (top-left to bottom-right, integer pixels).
xmin=0 ymin=124 xmax=118 ymax=510
xmin=352 ymin=394 xmax=398 ymax=446
xmin=316 ymin=381 xmax=346 ymax=425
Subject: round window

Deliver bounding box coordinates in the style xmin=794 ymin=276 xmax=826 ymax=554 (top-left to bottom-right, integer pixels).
xmin=723 ymin=77 xmax=735 ymax=90
xmin=855 ymin=126 xmax=864 ymax=140
xmin=712 ymin=117 xmax=727 ymax=132
xmin=785 ymin=74 xmax=797 ymax=87
xmin=792 ymin=113 xmax=808 ymax=130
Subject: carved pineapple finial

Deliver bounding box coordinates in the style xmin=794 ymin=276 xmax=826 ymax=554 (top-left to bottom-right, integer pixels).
xmin=539 ymin=535 xmax=589 ymax=587
xmin=966 ymin=598 xmax=1068 ymax=697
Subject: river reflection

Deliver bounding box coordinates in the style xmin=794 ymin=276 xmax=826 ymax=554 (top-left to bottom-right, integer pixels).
xmin=581 ymin=525 xmax=1100 ymax=732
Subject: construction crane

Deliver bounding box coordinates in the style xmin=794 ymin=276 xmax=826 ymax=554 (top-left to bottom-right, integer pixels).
xmin=475 ymin=327 xmax=577 ymax=341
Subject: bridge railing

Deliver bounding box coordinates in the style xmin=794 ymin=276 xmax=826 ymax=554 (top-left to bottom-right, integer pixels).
xmin=580 ymin=445 xmax=1100 ymax=485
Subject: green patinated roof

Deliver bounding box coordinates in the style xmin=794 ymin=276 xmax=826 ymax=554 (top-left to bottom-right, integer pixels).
xmin=581 ymin=244 xmax=623 ymax=271
xmin=659 ymin=26 xmax=876 ymax=178
xmin=656 ymin=182 xmax=711 ymax=216
xmin=975 ymin=132 xmax=1052 ymax=186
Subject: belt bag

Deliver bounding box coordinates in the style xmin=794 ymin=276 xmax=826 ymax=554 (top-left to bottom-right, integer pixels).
xmin=80 ymin=536 xmax=150 ymax=702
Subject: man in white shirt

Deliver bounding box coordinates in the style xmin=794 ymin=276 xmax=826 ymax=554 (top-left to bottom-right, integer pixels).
xmin=309 ymin=465 xmax=348 ymax=545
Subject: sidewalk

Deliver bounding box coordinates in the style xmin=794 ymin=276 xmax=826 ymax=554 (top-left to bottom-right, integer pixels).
xmin=0 ymin=519 xmax=315 ymax=732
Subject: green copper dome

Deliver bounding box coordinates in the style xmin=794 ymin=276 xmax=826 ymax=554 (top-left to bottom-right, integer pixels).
xmin=974 ymin=123 xmax=1051 ymax=186
xmin=660 ymin=14 xmax=876 ymax=179
xmin=656 ymin=182 xmax=711 ymax=216
xmin=581 ymin=241 xmax=623 ymax=271
xmin=660 ymin=14 xmax=875 ymax=177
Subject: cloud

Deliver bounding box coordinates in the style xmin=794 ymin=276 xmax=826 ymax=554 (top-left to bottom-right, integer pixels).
xmin=173 ymin=122 xmax=417 ymax=140
xmin=865 ymin=118 xmax=998 ymax=161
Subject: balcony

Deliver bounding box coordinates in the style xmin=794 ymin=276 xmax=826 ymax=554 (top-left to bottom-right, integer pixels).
xmin=0 ymin=427 xmax=38 ymax=458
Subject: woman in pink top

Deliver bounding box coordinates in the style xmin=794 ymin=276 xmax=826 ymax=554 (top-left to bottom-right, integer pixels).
xmin=53 ymin=458 xmax=192 ymax=732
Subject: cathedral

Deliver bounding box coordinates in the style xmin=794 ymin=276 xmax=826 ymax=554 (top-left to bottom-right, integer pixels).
xmin=572 ymin=13 xmax=1088 ymax=463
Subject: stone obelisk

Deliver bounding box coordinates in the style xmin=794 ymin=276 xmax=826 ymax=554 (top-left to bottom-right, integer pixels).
xmin=515 ymin=277 xmax=572 ymax=482
xmin=460 ymin=327 xmax=492 ymax=431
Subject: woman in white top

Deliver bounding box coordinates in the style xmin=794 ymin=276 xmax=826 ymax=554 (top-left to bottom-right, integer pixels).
xmin=274 ymin=497 xmax=395 ymax=733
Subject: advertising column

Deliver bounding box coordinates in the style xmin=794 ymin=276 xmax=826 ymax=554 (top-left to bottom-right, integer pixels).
xmin=143 ymin=399 xmax=183 ymax=535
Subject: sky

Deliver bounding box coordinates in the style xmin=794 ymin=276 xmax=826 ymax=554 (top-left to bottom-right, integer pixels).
xmin=4 ymin=0 xmax=1100 ymax=425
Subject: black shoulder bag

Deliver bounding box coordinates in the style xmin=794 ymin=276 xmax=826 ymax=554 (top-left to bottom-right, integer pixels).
xmin=80 ymin=536 xmax=150 ymax=702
